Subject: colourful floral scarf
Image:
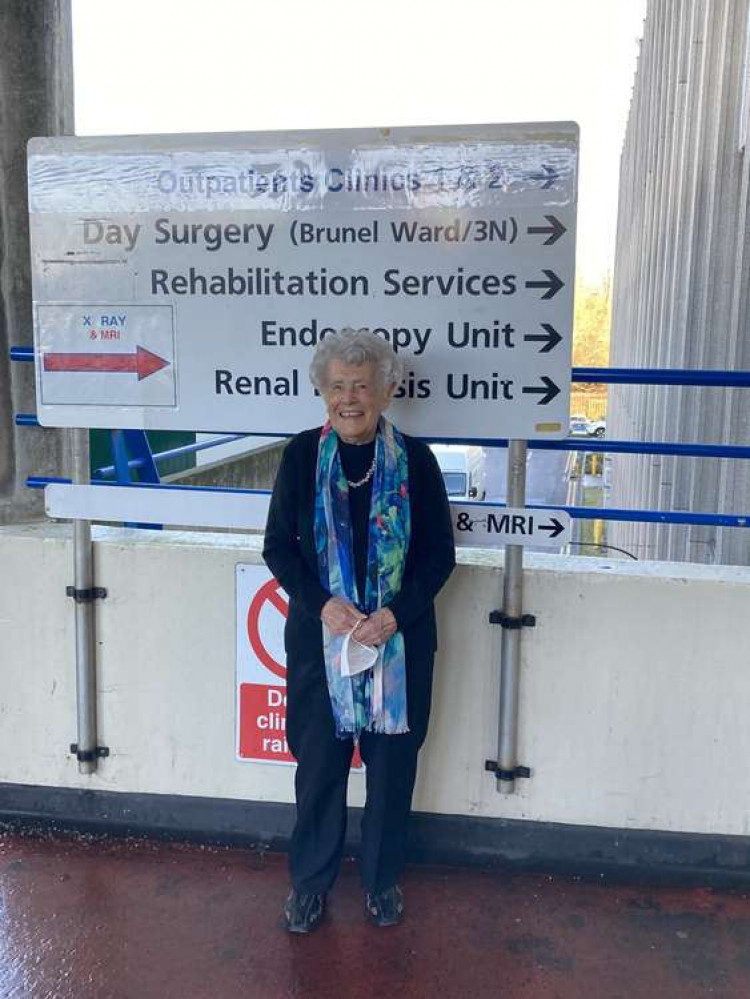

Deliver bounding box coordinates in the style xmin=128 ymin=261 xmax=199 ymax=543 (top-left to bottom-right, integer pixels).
xmin=314 ymin=418 xmax=411 ymax=738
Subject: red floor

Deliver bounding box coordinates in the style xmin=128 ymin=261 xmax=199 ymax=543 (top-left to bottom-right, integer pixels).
xmin=1 ymin=830 xmax=749 ymax=999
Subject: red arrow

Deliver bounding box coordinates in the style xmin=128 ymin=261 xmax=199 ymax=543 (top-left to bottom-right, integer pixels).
xmin=43 ymin=345 xmax=170 ymax=381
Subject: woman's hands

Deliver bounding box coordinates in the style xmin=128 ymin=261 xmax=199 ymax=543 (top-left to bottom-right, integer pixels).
xmin=321 ymin=597 xmax=367 ymax=636
xmin=352 ymin=608 xmax=398 ymax=647
xmin=320 ymin=600 xmax=398 ymax=647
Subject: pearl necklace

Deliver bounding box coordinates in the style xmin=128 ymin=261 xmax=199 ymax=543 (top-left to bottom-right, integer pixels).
xmin=346 ymin=456 xmax=376 ymax=489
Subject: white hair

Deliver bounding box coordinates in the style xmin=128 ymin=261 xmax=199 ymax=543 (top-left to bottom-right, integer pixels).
xmin=308 ymin=328 xmax=405 ymax=391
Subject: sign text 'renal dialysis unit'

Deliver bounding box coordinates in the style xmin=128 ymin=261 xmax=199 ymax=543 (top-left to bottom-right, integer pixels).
xmin=28 ymin=123 xmax=578 ymax=441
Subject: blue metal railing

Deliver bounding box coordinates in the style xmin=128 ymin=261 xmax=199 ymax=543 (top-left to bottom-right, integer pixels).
xmin=9 ymin=347 xmax=34 ymax=362
xmin=25 ymin=477 xmax=750 ymax=530
xmin=426 ymin=437 xmax=750 ymax=461
xmin=13 ymin=412 xmax=750 ymax=462
xmin=91 ymin=433 xmax=249 ymax=480
xmin=10 ymin=345 xmax=750 ymax=533
xmin=574 ymin=367 xmax=750 ymax=387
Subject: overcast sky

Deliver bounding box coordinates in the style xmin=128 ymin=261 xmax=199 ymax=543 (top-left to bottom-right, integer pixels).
xmin=72 ymin=0 xmax=647 ymax=284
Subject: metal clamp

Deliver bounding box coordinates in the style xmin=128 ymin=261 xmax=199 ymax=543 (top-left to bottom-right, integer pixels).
xmin=485 ymin=760 xmax=531 ymax=781
xmin=66 ymin=586 xmax=107 ymax=603
xmin=489 ymin=611 xmax=536 ymax=629
xmin=70 ymin=743 xmax=110 ymax=762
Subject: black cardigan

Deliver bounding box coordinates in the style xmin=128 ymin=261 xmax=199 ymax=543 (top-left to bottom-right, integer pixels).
xmin=262 ymin=427 xmax=456 ymax=666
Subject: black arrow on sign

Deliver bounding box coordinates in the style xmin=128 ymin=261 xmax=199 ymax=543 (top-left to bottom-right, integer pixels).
xmin=527 ymin=215 xmax=567 ymax=246
xmin=523 ymin=323 xmax=563 ymax=353
xmin=527 ymin=164 xmax=560 ymax=190
xmin=539 ymin=517 xmax=565 ymax=539
xmin=522 ymin=376 xmax=560 ymax=405
xmin=525 ymin=270 xmax=564 ymax=300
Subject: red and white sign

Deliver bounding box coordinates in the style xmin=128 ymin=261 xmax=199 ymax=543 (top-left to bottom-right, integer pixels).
xmin=235 ymin=564 xmax=362 ymax=769
xmin=245 ymin=576 xmax=290 ymax=683
xmin=236 ymin=565 xmax=293 ymax=764
xmin=36 ymin=304 xmax=176 ymax=408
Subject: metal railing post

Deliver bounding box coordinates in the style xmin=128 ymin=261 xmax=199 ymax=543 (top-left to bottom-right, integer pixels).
xmin=70 ymin=428 xmax=102 ymax=774
xmin=577 ymin=448 xmax=588 ymax=549
xmin=496 ymin=439 xmax=528 ymax=794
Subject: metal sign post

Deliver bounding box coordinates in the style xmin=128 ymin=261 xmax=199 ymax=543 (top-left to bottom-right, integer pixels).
xmin=484 ymin=440 xmax=532 ymax=793
xmin=68 ymin=428 xmax=108 ymax=773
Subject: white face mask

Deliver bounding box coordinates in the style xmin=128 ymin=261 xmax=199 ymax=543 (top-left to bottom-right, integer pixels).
xmin=340 ymin=627 xmax=379 ymax=677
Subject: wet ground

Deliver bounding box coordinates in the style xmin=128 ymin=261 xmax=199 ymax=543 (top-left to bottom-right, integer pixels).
xmin=1 ymin=829 xmax=749 ymax=998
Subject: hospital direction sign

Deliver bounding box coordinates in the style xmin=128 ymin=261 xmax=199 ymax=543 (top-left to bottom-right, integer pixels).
xmin=451 ymin=503 xmax=572 ymax=548
xmin=28 ymin=123 xmax=578 ymax=440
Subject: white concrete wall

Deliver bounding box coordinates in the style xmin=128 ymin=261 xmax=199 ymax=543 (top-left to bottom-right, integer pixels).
xmin=2 ymin=523 xmax=750 ymax=836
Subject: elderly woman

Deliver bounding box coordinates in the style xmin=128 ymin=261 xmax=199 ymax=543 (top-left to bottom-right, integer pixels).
xmin=263 ymin=328 xmax=455 ymax=933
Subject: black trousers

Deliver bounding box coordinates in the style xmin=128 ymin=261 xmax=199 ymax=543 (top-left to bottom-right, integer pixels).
xmin=285 ymin=652 xmax=434 ymax=895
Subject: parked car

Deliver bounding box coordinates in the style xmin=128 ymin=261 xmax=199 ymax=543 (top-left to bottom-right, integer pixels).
xmin=568 ymin=417 xmax=606 ymax=438
xmin=430 ymin=445 xmax=486 ymax=500
xmin=569 ymin=418 xmax=592 ymax=437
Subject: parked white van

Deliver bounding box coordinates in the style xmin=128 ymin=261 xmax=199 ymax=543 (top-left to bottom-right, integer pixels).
xmin=429 ymin=445 xmax=486 ymax=500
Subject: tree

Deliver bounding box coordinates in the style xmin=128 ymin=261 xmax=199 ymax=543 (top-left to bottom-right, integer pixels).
xmin=572 ymin=279 xmax=611 ymax=398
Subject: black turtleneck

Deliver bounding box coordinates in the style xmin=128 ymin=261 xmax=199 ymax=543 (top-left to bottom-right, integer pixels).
xmin=338 ymin=438 xmax=375 ymax=609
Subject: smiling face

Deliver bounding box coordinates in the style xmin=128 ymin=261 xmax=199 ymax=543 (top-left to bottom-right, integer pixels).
xmin=321 ymin=359 xmax=395 ymax=444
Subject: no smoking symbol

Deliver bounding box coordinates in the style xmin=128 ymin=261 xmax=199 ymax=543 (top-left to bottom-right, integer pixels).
xmin=246 ymin=578 xmax=289 ymax=681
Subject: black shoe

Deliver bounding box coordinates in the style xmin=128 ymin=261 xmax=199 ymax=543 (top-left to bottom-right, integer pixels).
xmin=283 ymin=890 xmax=326 ymax=934
xmin=364 ymin=885 xmax=404 ymax=927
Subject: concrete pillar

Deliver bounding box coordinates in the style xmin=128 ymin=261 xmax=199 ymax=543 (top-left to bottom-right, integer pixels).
xmin=665 ymin=0 xmax=708 ymax=562
xmin=0 ymin=1 xmax=73 ymax=524
xmin=716 ymin=2 xmax=750 ymax=567
xmin=683 ymin=0 xmax=740 ymax=564
xmin=647 ymin=1 xmax=683 ymax=558
xmin=641 ymin=0 xmax=674 ymax=560
xmin=610 ymin=0 xmax=750 ymax=566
